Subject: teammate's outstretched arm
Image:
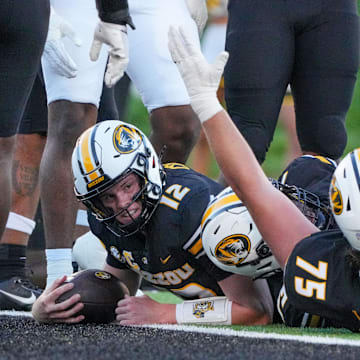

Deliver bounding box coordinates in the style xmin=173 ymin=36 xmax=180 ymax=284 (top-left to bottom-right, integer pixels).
xmin=168 ymin=26 xmax=319 ymax=267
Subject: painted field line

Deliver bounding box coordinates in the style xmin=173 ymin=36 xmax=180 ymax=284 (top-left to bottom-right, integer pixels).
xmin=2 ymin=310 xmax=359 ymax=347
xmin=145 ymin=324 xmax=360 ymax=347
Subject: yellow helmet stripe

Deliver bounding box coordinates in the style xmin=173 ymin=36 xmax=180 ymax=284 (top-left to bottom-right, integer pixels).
xmin=80 ymin=127 xmax=98 ymax=181
xmin=201 ymin=193 xmax=241 ymax=227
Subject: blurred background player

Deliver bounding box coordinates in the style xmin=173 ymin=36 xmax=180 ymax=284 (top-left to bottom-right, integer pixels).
xmin=224 ymin=0 xmax=359 ymax=164
xmin=41 ymin=0 xmax=207 ymax=288
xmin=0 ymin=1 xmax=49 ymax=309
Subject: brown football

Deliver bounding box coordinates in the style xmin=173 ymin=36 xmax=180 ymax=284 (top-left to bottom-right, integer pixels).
xmin=56 ymin=269 xmax=127 ymax=324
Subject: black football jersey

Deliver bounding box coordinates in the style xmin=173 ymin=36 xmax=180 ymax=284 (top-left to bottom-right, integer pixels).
xmin=279 ymin=155 xmax=336 ymax=205
xmin=281 ymin=230 xmax=360 ymax=332
xmin=88 ymin=164 xmax=231 ymax=300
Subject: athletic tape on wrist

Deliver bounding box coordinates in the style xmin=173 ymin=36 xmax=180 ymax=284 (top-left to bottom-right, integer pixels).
xmin=5 ymin=212 xmax=36 ymax=235
xmin=176 ymin=296 xmax=232 ymax=325
xmin=45 ymin=248 xmax=73 ymax=288
xmin=191 ymin=94 xmax=223 ymax=124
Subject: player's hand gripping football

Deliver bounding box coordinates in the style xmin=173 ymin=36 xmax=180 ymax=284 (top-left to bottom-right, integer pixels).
xmin=168 ymin=26 xmax=228 ymax=123
xmin=42 ymin=7 xmax=82 ymax=78
xmin=90 ymin=21 xmax=129 ymax=87
xmin=31 ymin=276 xmax=84 ymax=324
xmin=115 ymin=294 xmax=176 ymax=325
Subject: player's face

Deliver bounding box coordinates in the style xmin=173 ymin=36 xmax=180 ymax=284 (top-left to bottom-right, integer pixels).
xmin=98 ymin=173 xmax=143 ymax=225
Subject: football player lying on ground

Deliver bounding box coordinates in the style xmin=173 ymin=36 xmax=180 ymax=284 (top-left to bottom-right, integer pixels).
xmin=31 ymin=119 xmax=337 ymax=326
xmin=168 ymin=26 xmax=360 ymax=332
xmin=32 ymin=120 xmax=275 ymax=325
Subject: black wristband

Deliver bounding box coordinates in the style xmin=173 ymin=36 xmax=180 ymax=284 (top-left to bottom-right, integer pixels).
xmin=95 ymin=0 xmax=135 ymax=29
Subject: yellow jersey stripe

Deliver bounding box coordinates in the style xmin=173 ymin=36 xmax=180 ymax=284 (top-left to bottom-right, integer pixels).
xmin=313 ymin=156 xmax=331 ymax=165
xmin=188 ymin=238 xmax=203 ymax=255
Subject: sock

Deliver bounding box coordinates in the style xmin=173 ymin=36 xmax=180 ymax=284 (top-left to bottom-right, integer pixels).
xmin=0 ymin=244 xmax=27 ymax=280
xmin=45 ymin=248 xmax=73 ymax=288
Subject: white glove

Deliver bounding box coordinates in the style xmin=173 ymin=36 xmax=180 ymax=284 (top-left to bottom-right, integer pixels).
xmin=168 ymin=26 xmax=228 ymax=123
xmin=90 ymin=21 xmax=129 ymax=88
xmin=42 ymin=7 xmax=82 ymax=78
xmin=185 ymin=0 xmax=208 ymax=36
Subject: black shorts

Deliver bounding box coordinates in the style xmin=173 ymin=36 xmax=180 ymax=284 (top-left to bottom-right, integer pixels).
xmin=0 ymin=0 xmax=49 ymax=137
xmin=18 ymin=73 xmax=120 ymax=135
xmin=225 ymin=0 xmax=360 ymax=162
xmin=18 ymin=71 xmax=48 ymax=135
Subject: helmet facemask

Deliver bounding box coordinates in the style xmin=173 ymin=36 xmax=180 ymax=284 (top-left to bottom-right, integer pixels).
xmin=271 ymin=179 xmax=335 ymax=230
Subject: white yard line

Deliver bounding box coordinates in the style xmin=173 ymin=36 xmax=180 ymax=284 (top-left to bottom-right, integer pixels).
xmin=2 ymin=310 xmax=360 ymax=347
xmin=144 ymin=324 xmax=360 ymax=347
xmin=0 ymin=310 xmax=32 ymax=317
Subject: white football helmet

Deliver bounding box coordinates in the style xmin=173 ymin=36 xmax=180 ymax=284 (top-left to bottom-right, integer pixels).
xmin=72 ymin=120 xmax=165 ymax=236
xmin=201 ymin=187 xmax=281 ymax=279
xmin=330 ymin=148 xmax=360 ymax=250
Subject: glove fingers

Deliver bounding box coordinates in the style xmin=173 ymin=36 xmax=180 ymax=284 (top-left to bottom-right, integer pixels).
xmin=178 ymin=26 xmax=200 ymax=58
xmin=104 ymin=55 xmax=127 ymax=87
xmin=60 ymin=20 xmax=82 ymax=46
xmin=44 ymin=41 xmax=78 ymax=78
xmin=168 ymin=26 xmax=187 ymax=63
xmin=214 ymin=51 xmax=229 ymax=73
xmin=90 ymin=39 xmax=102 ymax=61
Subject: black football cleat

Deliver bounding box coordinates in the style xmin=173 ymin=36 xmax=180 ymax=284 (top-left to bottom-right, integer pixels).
xmin=0 ymin=277 xmax=43 ymax=311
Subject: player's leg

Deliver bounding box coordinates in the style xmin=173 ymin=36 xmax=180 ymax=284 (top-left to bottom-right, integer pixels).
xmin=40 ymin=0 xmax=108 ymax=287
xmin=292 ymin=0 xmax=360 ymax=160
xmin=126 ymin=0 xmax=201 ymax=163
xmin=225 ymin=0 xmax=293 ymax=164
xmin=0 ymin=0 xmax=49 ymax=310
xmin=278 ymin=91 xmax=302 ymax=166
xmin=0 ymin=72 xmax=47 ymax=303
xmin=0 ymin=0 xmax=49 ymax=241
xmin=2 ymin=73 xmax=47 ymax=250
xmin=40 ymin=101 xmax=98 ymax=287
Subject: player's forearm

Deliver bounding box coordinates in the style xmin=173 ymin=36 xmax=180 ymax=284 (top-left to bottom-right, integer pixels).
xmin=230 ymin=301 xmax=272 ymax=326
xmin=95 ymin=0 xmax=134 ymax=28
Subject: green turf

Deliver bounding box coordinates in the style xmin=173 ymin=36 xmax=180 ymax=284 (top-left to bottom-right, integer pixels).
xmin=145 ymin=289 xmax=360 ymax=339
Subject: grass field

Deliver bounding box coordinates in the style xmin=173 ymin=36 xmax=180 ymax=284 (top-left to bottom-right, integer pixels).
xmin=146 ymin=290 xmax=360 ymax=340
xmin=126 ymin=70 xmax=360 ymax=179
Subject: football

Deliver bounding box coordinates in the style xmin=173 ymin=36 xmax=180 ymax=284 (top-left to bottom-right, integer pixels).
xmin=56 ymin=269 xmax=128 ymax=324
